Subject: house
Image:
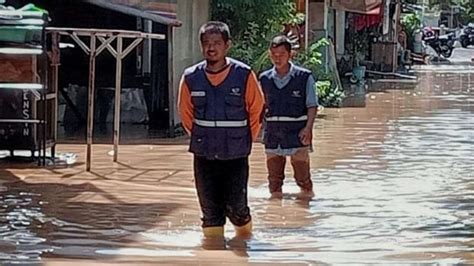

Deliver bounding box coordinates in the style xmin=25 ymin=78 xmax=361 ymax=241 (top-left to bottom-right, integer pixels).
xmin=298 ymin=0 xmax=403 ymax=74
xmin=3 ymin=0 xmax=210 ymax=139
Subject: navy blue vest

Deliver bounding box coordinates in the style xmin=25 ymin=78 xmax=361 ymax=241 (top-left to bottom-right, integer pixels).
xmin=260 ymin=66 xmax=311 ymax=149
xmin=184 ymin=59 xmax=252 ymax=160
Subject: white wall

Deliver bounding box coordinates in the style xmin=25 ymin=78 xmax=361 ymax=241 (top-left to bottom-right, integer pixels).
xmin=308 ymin=0 xmax=329 ymax=70
xmin=335 ymin=9 xmax=345 ymax=56
xmin=170 ymin=0 xmax=210 ymax=126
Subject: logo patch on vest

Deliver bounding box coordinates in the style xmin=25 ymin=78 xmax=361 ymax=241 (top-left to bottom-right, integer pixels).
xmin=230 ymin=87 xmax=242 ymax=96
xmin=191 ymin=91 xmax=206 ymax=97
xmin=291 ymin=90 xmax=302 ymax=97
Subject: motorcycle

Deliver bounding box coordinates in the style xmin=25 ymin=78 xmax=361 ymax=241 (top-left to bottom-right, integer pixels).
xmin=422 ymin=27 xmax=455 ymax=58
xmin=460 ymin=23 xmax=474 ymax=48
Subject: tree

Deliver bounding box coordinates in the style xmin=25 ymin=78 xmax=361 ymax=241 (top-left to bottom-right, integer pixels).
xmin=211 ymin=0 xmax=297 ymax=39
xmin=210 ymin=0 xmax=344 ymax=107
xmin=401 ymin=13 xmax=422 ymax=49
xmin=458 ymin=0 xmax=474 ymax=24
xmin=211 ymin=0 xmax=300 ymax=71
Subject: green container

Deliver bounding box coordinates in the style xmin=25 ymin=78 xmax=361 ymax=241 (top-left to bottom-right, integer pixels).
xmin=0 ymin=26 xmax=42 ymax=44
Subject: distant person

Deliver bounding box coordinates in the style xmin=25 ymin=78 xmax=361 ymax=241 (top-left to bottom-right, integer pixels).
xmin=259 ymin=34 xmax=318 ymax=199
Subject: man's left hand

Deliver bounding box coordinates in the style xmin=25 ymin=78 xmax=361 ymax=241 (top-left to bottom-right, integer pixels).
xmin=298 ymin=127 xmax=312 ymax=145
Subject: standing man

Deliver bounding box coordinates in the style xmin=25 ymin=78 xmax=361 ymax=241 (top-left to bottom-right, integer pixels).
xmin=178 ymin=21 xmax=265 ymax=240
xmin=259 ymin=34 xmax=318 ymax=198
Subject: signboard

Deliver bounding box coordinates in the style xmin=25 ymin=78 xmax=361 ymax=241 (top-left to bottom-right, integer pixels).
xmin=108 ymin=0 xmax=176 ymax=13
xmin=0 ymin=90 xmax=36 ymax=150
xmin=331 ymin=0 xmax=382 ymax=14
xmin=0 ymin=55 xmax=37 ymax=150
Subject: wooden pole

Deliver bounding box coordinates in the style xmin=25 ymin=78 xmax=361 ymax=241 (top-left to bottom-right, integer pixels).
xmin=113 ymin=37 xmax=123 ymax=162
xmin=86 ymin=35 xmax=96 ymax=172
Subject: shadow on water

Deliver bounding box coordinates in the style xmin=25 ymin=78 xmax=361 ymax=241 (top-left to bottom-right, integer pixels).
xmin=0 ymin=168 xmax=181 ymax=264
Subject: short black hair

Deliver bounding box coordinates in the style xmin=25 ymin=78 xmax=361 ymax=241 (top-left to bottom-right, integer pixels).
xmin=270 ymin=34 xmax=292 ymax=52
xmin=199 ymin=21 xmax=231 ymax=42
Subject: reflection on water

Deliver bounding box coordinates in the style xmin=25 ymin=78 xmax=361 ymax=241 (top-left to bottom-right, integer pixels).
xmin=0 ymin=180 xmax=183 ymax=264
xmin=1 ymin=69 xmax=473 ymax=264
xmin=0 ymin=190 xmax=51 ymax=263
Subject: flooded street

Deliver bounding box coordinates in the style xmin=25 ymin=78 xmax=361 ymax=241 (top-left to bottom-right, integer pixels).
xmin=1 ymin=66 xmax=473 ymax=264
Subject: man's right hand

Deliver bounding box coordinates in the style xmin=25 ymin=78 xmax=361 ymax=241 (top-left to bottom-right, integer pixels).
xmin=298 ymin=127 xmax=312 ymax=145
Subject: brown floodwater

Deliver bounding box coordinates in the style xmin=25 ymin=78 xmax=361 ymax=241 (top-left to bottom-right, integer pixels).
xmin=1 ymin=65 xmax=473 ymax=264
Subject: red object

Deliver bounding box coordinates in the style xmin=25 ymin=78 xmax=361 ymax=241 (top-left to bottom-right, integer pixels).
xmin=354 ymin=10 xmax=383 ymax=31
xmin=367 ymin=5 xmax=381 ymax=15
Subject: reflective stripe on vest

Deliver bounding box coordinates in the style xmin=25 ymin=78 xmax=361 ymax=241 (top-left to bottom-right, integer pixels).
xmin=266 ymin=115 xmax=308 ymax=122
xmin=194 ymin=119 xmax=248 ymax=127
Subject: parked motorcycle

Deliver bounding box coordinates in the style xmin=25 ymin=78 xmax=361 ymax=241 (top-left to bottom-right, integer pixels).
xmin=460 ymin=23 xmax=474 ymax=48
xmin=422 ymin=27 xmax=455 ymax=58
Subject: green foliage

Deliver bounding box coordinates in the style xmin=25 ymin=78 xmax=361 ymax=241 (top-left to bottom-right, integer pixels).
xmin=316 ymin=80 xmax=345 ymax=107
xmin=211 ymin=1 xmax=344 ymax=107
xmin=293 ymin=38 xmax=330 ymax=77
xmin=293 ymin=39 xmax=344 ymax=107
xmin=459 ymin=0 xmax=474 ymax=24
xmin=401 ymin=13 xmax=422 ymax=50
xmin=350 ymin=30 xmax=370 ymax=67
xmin=353 ymin=31 xmax=369 ymax=52
xmin=211 ymin=0 xmax=297 ymax=39
xmin=211 ymin=0 xmax=301 ymax=70
xmin=401 ymin=13 xmax=422 ymax=36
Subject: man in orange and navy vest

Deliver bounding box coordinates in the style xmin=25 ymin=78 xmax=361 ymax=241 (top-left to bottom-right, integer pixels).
xmin=178 ymin=21 xmax=264 ymax=240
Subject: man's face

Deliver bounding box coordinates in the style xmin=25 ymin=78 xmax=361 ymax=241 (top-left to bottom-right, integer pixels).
xmin=269 ymin=45 xmax=291 ymax=69
xmin=201 ymin=33 xmax=230 ymax=64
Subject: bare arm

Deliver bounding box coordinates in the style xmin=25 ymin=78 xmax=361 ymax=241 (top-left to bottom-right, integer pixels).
xmin=299 ymin=107 xmax=317 ymax=145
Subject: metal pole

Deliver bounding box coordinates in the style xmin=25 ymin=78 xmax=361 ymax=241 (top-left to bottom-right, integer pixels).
xmin=39 ymin=26 xmax=45 ymax=166
xmin=113 ymin=37 xmax=123 ymax=162
xmin=51 ymin=32 xmax=60 ymax=161
xmin=421 ymin=0 xmax=425 ymax=27
xmin=305 ymin=0 xmax=309 ymax=50
xmin=86 ymin=34 xmax=97 ymax=171
xmin=450 ymin=6 xmax=453 ymax=28
xmin=393 ymin=0 xmax=400 ymax=72
xmin=143 ymin=20 xmax=153 ymax=75
xmin=167 ymin=26 xmax=175 ymax=138
xmin=41 ymin=17 xmax=48 ymax=166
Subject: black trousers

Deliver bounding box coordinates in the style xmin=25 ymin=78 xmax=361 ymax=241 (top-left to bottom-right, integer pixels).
xmin=193 ymin=155 xmax=251 ymax=228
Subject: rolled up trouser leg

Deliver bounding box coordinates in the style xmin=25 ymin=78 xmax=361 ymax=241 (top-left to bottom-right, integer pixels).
xmin=266 ymin=153 xmax=286 ymax=193
xmin=290 ymin=148 xmax=313 ymax=192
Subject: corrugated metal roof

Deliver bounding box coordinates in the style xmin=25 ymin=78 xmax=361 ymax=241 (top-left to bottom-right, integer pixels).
xmin=83 ymin=0 xmax=181 ymax=26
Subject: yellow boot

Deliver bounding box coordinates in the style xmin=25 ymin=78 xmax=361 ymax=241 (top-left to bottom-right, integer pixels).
xmin=234 ymin=221 xmax=252 ymax=239
xmin=201 ymin=226 xmax=225 ymax=250
xmin=202 ymin=226 xmax=224 ymax=238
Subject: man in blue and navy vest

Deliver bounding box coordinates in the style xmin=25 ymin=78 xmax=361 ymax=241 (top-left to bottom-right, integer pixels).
xmin=259 ymin=34 xmax=318 ymax=198
xmin=178 ymin=21 xmax=265 ymax=241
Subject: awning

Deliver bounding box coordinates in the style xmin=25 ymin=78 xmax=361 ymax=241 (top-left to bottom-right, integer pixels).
xmin=330 ymin=0 xmax=382 ymax=15
xmin=83 ymin=0 xmax=182 ymax=26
